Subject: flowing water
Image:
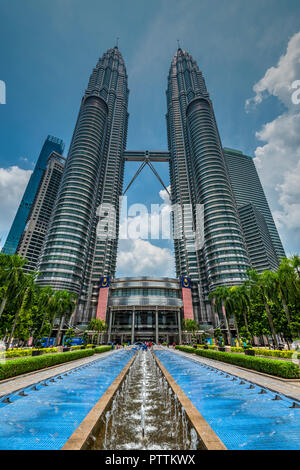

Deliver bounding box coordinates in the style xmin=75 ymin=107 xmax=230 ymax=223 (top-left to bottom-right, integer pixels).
xmin=91 ymin=349 xmax=201 ymax=450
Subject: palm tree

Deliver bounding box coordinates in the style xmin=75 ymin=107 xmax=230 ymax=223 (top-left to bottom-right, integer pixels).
xmin=7 ymin=272 xmax=37 ymax=347
xmin=46 ymin=292 xmax=61 ymax=347
xmin=55 ymin=291 xmax=77 ymax=346
xmin=181 ymin=319 xmax=199 ymax=344
xmin=0 ymin=254 xmax=27 ymax=317
xmin=209 ymin=287 xmax=232 ymax=346
xmin=291 ymin=254 xmax=300 ymax=279
xmin=275 ymin=258 xmax=298 ymax=326
xmin=34 ymin=286 xmax=55 ymax=345
xmin=247 ymin=269 xmax=279 ymax=348
xmin=226 ymin=286 xmax=242 ymax=346
xmin=88 ymin=318 xmax=108 ymax=344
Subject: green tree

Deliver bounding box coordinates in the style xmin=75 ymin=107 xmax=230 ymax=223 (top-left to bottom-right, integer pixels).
xmin=55 ymin=291 xmax=77 ymax=346
xmin=0 ymin=254 xmax=27 ymax=317
xmin=7 ymin=272 xmax=37 ymax=347
xmin=88 ymin=318 xmax=107 ymax=344
xmin=209 ymin=287 xmax=232 ymax=346
xmin=182 ymin=319 xmax=199 ymax=344
xmin=36 ymin=286 xmax=55 ymax=336
xmin=247 ymin=269 xmax=279 ymax=347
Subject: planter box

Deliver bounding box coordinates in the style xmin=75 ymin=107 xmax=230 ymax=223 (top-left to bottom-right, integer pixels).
xmin=32 ymin=350 xmax=43 ymax=357
xmin=218 ymin=347 xmax=226 ymax=352
xmin=244 ymin=349 xmax=255 ymax=356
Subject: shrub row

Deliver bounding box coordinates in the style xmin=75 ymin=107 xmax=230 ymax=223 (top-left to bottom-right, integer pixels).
xmin=94 ymin=346 xmax=112 ymax=354
xmin=175 ymin=346 xmax=300 ymax=379
xmin=0 ymin=346 xmax=112 ymax=381
xmin=196 ymin=344 xmax=218 ymax=350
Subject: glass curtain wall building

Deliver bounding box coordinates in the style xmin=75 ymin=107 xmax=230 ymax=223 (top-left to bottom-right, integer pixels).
xmin=166 ymin=49 xmax=249 ymax=324
xmin=2 ymin=136 xmax=65 ymax=255
xmin=16 ymin=152 xmax=66 ymax=273
xmin=238 ymin=203 xmax=279 ymax=272
xmin=224 ymin=147 xmax=285 ymax=266
xmin=38 ymin=47 xmax=129 ymax=323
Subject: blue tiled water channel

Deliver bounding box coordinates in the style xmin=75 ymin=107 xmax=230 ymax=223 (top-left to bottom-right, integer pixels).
xmin=0 ymin=350 xmax=134 ymax=450
xmin=155 ymin=350 xmax=300 ymax=450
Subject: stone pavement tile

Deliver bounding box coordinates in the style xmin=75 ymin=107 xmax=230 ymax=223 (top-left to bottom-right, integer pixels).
xmin=0 ymin=349 xmax=116 ymax=398
xmin=172 ymin=349 xmax=300 ymax=402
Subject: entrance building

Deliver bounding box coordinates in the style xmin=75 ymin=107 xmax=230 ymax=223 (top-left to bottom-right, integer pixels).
xmin=105 ymin=277 xmax=183 ymax=344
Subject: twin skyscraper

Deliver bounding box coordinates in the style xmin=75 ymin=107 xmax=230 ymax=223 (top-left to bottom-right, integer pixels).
xmin=3 ymin=46 xmax=285 ymax=327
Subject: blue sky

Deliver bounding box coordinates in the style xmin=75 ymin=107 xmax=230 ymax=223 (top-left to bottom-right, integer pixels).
xmin=1 ymin=0 xmax=300 ymax=276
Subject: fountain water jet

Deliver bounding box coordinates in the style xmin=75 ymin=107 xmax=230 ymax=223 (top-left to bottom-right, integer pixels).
xmin=90 ymin=350 xmax=202 ymax=450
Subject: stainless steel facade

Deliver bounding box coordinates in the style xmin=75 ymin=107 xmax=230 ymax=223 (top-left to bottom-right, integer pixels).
xmin=38 ymin=47 xmax=129 ymax=323
xmin=35 ymin=47 xmax=286 ymax=332
xmin=166 ymin=49 xmax=249 ymax=324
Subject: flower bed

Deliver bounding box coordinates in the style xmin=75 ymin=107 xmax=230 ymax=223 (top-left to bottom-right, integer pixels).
xmin=70 ymin=344 xmax=95 ymax=350
xmin=252 ymin=348 xmax=300 ymax=359
xmin=230 ymin=346 xmax=300 ymax=359
xmin=175 ymin=346 xmax=300 ymax=379
xmin=0 ymin=347 xmax=58 ymax=359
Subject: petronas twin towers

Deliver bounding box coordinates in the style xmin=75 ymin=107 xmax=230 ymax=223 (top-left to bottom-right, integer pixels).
xmin=38 ymin=45 xmax=250 ymax=325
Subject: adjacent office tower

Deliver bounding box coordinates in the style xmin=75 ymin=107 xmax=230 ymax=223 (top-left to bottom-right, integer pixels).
xmin=16 ymin=152 xmax=66 ymax=273
xmin=224 ymin=147 xmax=285 ymax=271
xmin=166 ymin=49 xmax=249 ymax=323
xmin=38 ymin=47 xmax=129 ymax=323
xmin=2 ymin=136 xmax=65 ymax=255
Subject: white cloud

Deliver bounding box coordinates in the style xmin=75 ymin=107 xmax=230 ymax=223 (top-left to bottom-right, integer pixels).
xmin=159 ymin=185 xmax=171 ymax=205
xmin=246 ymin=31 xmax=300 ymax=111
xmin=0 ymin=166 xmax=32 ymax=246
xmin=246 ymin=31 xmax=300 ymax=253
xmin=116 ymin=238 xmax=175 ymax=277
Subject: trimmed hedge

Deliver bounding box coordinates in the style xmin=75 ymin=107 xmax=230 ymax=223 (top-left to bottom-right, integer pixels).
xmin=0 ymin=349 xmax=95 ymax=381
xmin=196 ymin=344 xmax=218 ymax=350
xmin=94 ymin=346 xmax=112 ymax=354
xmin=175 ymin=346 xmax=300 ymax=379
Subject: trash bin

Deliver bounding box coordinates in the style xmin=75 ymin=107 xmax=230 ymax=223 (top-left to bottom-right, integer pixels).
xmin=32 ymin=350 xmax=43 ymax=356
